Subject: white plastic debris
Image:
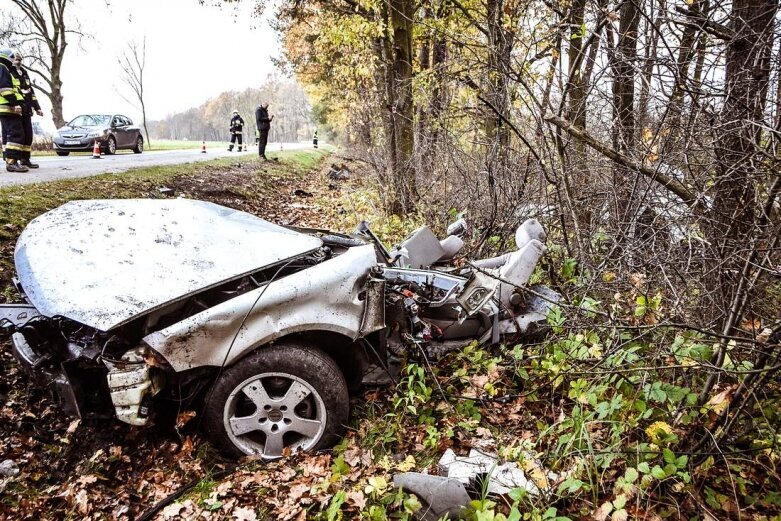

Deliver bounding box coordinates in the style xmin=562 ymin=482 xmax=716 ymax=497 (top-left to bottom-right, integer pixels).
xmin=0 ymin=459 xmax=20 ymax=478
xmin=439 ymin=448 xmax=544 ymax=496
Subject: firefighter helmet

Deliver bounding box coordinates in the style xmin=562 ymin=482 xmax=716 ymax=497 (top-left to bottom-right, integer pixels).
xmin=0 ymin=48 xmax=15 ymax=63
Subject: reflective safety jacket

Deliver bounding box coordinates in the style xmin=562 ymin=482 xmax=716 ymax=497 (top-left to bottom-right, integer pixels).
xmin=0 ymin=60 xmax=23 ymax=116
xmin=13 ymin=65 xmax=40 ymax=117
xmin=230 ymin=113 xmax=244 ymax=134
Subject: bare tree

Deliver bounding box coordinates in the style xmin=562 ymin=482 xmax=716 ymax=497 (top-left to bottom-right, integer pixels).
xmin=0 ymin=0 xmax=82 ymax=128
xmin=119 ymin=37 xmax=150 ymax=148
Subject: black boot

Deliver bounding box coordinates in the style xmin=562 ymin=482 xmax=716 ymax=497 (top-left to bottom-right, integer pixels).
xmin=20 ymin=158 xmax=39 ymax=169
xmin=6 ymin=159 xmax=29 ymax=173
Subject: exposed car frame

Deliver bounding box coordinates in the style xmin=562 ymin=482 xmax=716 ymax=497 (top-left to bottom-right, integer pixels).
xmin=1 ymin=199 xmax=558 ymax=459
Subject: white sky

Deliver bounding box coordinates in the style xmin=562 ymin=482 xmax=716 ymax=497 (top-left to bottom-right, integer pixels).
xmin=21 ymin=0 xmax=281 ymax=130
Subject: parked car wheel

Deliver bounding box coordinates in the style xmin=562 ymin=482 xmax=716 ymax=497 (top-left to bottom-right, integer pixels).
xmin=55 ymin=151 xmax=70 ymax=157
xmin=105 ymin=136 xmax=117 ymax=155
xmin=133 ymin=136 xmax=143 ymax=154
xmin=202 ymin=342 xmax=349 ymax=459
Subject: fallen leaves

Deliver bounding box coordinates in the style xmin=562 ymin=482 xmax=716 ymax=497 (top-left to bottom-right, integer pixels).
xmin=175 ymin=410 xmax=197 ymax=430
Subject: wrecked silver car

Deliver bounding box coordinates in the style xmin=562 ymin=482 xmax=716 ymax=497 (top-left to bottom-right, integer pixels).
xmin=1 ymin=199 xmax=556 ymax=459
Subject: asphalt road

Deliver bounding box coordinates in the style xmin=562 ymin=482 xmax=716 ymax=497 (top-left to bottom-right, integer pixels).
xmin=0 ymin=142 xmax=313 ymax=187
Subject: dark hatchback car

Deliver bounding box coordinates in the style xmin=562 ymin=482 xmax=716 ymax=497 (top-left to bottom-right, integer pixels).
xmin=52 ymin=114 xmax=144 ymax=156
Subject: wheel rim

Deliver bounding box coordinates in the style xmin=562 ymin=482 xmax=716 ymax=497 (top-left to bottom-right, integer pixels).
xmin=108 ymin=138 xmax=116 ymax=153
xmin=137 ymin=138 xmax=143 ymax=151
xmin=223 ymin=372 xmax=327 ymax=458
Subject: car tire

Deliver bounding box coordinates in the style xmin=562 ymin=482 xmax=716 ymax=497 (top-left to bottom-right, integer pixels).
xmin=202 ymin=341 xmax=349 ymax=459
xmin=55 ymin=151 xmax=69 ymax=157
xmin=105 ymin=136 xmax=117 ymax=155
xmin=133 ymin=136 xmax=143 ymax=154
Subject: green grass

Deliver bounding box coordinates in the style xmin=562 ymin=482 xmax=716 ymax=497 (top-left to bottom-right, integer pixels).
xmin=2 ymin=148 xmax=328 ymax=221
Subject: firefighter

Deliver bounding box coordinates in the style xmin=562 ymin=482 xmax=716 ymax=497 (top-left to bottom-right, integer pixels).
xmin=0 ymin=48 xmax=27 ymax=173
xmin=12 ymin=50 xmax=42 ymax=169
xmin=228 ymin=110 xmax=244 ymax=151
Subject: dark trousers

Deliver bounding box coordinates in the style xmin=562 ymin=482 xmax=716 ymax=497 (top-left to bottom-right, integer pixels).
xmin=0 ymin=115 xmax=24 ymax=160
xmin=21 ymin=115 xmax=33 ymax=160
xmin=258 ymin=129 xmax=269 ymax=157
xmin=229 ymin=133 xmax=243 ymax=150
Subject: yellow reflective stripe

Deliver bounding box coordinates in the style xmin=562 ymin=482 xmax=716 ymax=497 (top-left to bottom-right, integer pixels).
xmin=0 ymin=106 xmax=20 ymax=114
xmin=5 ymin=143 xmax=25 ymax=151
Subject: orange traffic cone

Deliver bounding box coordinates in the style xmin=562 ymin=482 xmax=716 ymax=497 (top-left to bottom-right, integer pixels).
xmin=91 ymin=140 xmax=101 ymax=159
xmin=201 ymin=141 xmax=207 ymax=154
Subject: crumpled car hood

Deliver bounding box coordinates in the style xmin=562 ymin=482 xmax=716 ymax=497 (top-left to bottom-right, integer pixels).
xmin=15 ymin=199 xmax=322 ymax=331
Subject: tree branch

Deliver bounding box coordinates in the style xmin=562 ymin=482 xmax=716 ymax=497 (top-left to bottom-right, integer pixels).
xmin=545 ymin=115 xmax=705 ymax=209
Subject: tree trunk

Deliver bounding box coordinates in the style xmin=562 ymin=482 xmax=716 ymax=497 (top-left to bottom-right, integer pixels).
xmin=637 ymin=0 xmax=664 ymax=133
xmin=565 ymin=0 xmax=588 ymax=180
xmin=416 ymin=8 xmax=432 ymax=172
xmin=612 ymin=0 xmax=639 ymax=157
xmin=713 ymin=0 xmax=776 ymax=238
xmin=663 ymin=0 xmax=705 ymax=154
xmin=711 ymin=0 xmax=777 ymax=317
xmin=484 ymin=0 xmax=513 ymax=154
xmin=49 ymin=62 xmax=66 ymax=128
xmin=387 ymin=0 xmax=417 ymax=214
xmin=6 ymin=0 xmax=70 ymax=128
xmin=611 ymin=0 xmax=640 ymax=209
xmin=566 ymin=0 xmax=587 ymax=131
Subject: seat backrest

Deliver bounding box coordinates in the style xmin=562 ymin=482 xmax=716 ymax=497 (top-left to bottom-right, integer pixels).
xmin=395 ymin=226 xmax=446 ymax=268
xmin=496 ymin=239 xmax=546 ymax=307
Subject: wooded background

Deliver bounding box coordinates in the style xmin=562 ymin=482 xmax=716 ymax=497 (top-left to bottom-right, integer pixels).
xmin=148 ymin=79 xmax=316 ymax=143
xmin=258 ymin=0 xmax=781 ymax=472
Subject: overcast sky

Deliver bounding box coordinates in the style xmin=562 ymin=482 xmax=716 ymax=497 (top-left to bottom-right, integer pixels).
xmin=17 ymin=0 xmax=280 ymax=130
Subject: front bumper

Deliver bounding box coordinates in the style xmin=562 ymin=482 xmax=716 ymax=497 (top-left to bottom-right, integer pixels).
xmin=52 ymin=135 xmax=108 ymax=151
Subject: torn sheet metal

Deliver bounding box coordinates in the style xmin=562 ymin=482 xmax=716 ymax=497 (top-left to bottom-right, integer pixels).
xmin=499 ymin=284 xmax=561 ymax=335
xmin=15 ymin=199 xmax=322 ymax=331
xmin=439 ymin=448 xmax=551 ymax=496
xmin=0 ymin=304 xmax=40 ymax=328
xmin=359 ymin=277 xmax=386 ymax=335
xmin=144 ymin=245 xmax=377 ymax=371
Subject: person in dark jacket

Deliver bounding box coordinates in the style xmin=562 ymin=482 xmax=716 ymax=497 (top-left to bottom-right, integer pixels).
xmin=11 ymin=51 xmax=43 ymax=168
xmin=0 ymin=48 xmax=27 ymax=173
xmin=255 ymin=102 xmax=273 ymax=159
xmin=313 ymin=129 xmax=318 ymax=149
xmin=228 ymin=110 xmax=244 ymax=152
